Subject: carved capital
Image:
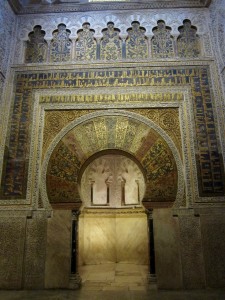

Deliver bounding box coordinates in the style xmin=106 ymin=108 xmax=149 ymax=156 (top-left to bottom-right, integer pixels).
xmin=145 ymin=208 xmax=153 ymax=220
xmin=72 ymin=209 xmax=80 ymax=221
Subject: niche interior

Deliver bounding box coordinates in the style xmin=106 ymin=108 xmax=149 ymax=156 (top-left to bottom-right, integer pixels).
xmin=78 ymin=153 xmax=148 ymax=265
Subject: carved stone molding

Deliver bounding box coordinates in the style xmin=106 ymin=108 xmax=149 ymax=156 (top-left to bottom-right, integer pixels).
xmin=178 ymin=214 xmax=206 ymax=288
xmin=23 ymin=213 xmax=47 ymax=289
xmin=0 ymin=217 xmax=26 ymax=289
xmin=8 ymin=0 xmax=211 ymax=15
xmin=81 ymin=207 xmax=146 ymax=215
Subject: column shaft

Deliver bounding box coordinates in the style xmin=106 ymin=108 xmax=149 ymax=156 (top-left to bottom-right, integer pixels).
xmin=69 ymin=210 xmax=81 ymax=289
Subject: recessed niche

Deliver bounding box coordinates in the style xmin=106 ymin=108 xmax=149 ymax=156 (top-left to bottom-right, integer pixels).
xmin=80 ymin=154 xmax=146 ymax=207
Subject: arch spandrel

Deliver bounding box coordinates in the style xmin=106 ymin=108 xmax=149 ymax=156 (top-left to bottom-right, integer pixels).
xmin=45 ymin=113 xmax=181 ymax=206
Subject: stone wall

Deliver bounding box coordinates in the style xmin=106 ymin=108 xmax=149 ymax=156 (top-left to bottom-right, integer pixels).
xmin=1 ymin=207 xmax=225 ymax=289
xmin=0 ymin=1 xmax=16 ymax=77
xmin=0 ymin=1 xmax=17 ymax=182
xmin=154 ymin=208 xmax=225 ymax=289
xmin=209 ymin=0 xmax=225 ymax=96
xmin=201 ymin=213 xmax=225 ymax=288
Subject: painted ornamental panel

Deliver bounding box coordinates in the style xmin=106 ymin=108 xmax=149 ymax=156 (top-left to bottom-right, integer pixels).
xmin=50 ymin=24 xmax=72 ymax=62
xmin=151 ymin=20 xmax=175 ymax=58
xmin=100 ymin=22 xmax=122 ymax=61
xmin=75 ymin=23 xmax=97 ymax=61
xmin=177 ymin=19 xmax=201 ymax=58
xmin=126 ymin=22 xmax=148 ymax=59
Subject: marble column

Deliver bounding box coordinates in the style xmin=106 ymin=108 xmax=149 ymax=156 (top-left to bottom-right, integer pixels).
xmin=146 ymin=209 xmax=157 ymax=283
xmin=96 ymin=38 xmax=101 ymax=60
xmin=69 ymin=210 xmax=82 ymax=289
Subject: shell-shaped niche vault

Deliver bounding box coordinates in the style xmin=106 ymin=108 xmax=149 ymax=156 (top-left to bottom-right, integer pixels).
xmin=46 ymin=114 xmax=178 ymax=206
xmin=81 ymin=154 xmax=146 ymax=208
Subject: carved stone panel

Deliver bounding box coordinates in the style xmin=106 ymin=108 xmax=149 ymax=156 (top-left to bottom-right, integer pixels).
xmin=201 ymin=214 xmax=225 ymax=288
xmin=178 ymin=214 xmax=205 ymax=288
xmin=23 ymin=213 xmax=47 ymax=289
xmin=0 ymin=217 xmax=26 ymax=289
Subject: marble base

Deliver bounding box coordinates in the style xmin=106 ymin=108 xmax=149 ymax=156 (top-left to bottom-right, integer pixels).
xmin=79 ymin=208 xmax=148 ymax=265
xmin=45 ymin=210 xmax=71 ymax=288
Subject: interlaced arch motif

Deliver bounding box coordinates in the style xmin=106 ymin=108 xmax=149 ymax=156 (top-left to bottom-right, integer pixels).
xmin=24 ymin=19 xmax=202 ymax=63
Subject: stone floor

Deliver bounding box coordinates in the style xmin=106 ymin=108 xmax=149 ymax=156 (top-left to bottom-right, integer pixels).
xmin=80 ymin=262 xmax=149 ymax=291
xmin=0 ymin=263 xmax=225 ymax=300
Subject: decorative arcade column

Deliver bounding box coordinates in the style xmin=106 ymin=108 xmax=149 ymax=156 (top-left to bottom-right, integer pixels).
xmin=69 ymin=209 xmax=82 ymax=289
xmin=146 ymin=208 xmax=157 ymax=284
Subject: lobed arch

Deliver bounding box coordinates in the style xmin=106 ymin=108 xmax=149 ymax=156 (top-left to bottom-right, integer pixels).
xmin=40 ymin=110 xmax=184 ymax=209
xmin=22 ymin=18 xmax=203 ymax=63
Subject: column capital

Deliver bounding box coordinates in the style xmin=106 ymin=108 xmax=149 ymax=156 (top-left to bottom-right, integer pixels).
xmin=72 ymin=209 xmax=80 ymax=221
xmin=146 ymin=208 xmax=153 ymax=220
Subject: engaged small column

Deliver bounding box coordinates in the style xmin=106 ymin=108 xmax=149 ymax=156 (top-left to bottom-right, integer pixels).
xmin=146 ymin=209 xmax=157 ymax=283
xmin=69 ymin=209 xmax=82 ymax=289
